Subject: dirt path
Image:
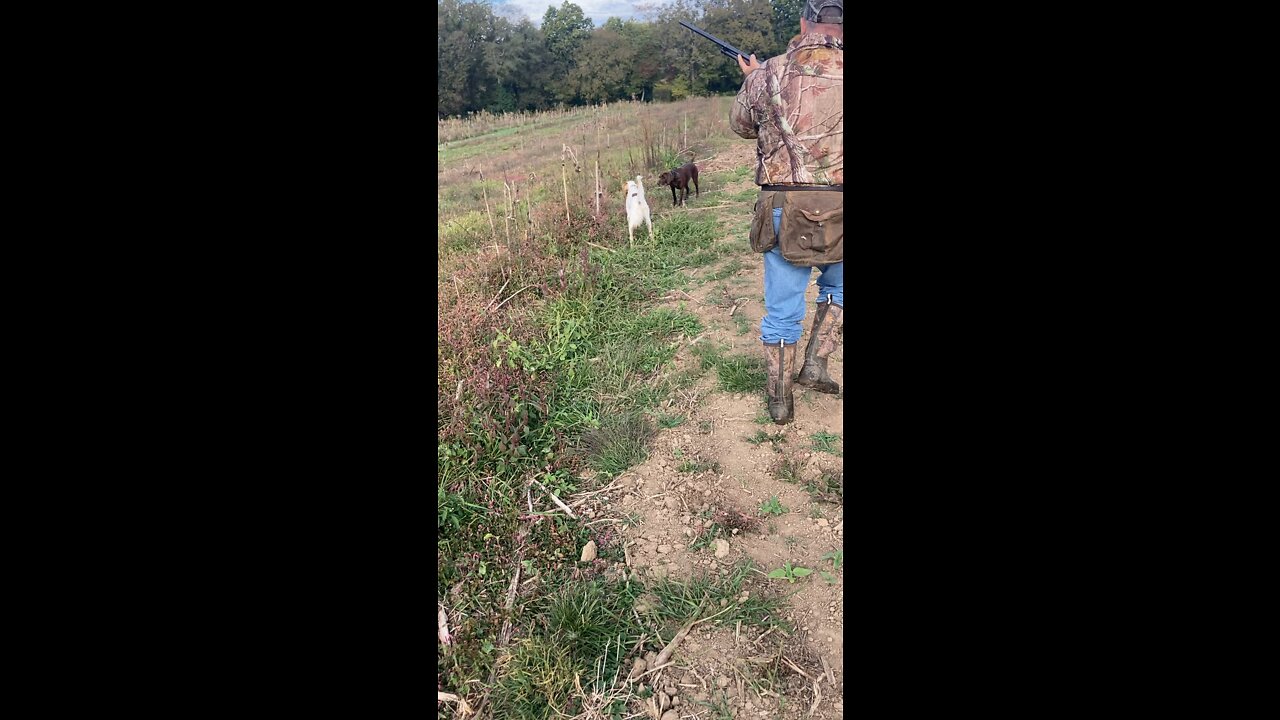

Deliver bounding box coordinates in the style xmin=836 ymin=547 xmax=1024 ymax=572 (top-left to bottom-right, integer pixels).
xmin=611 ymin=148 xmax=845 ymax=718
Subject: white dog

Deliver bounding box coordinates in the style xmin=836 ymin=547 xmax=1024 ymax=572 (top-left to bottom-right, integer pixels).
xmin=625 ymin=175 xmax=653 ymax=245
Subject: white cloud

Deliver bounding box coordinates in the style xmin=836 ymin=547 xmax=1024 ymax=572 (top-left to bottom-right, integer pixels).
xmin=492 ymin=0 xmax=651 ymax=27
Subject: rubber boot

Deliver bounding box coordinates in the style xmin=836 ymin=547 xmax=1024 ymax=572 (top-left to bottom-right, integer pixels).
xmin=764 ymin=339 xmax=797 ymax=424
xmin=796 ymin=295 xmax=843 ymax=394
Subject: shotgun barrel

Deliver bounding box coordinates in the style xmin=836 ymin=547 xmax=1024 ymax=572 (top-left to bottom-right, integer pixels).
xmin=678 ymin=21 xmax=753 ymax=62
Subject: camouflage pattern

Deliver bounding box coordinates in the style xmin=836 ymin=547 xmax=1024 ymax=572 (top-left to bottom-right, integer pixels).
xmin=796 ymin=299 xmax=842 ymax=394
xmin=810 ymin=299 xmax=843 ymax=359
xmin=731 ymin=32 xmax=844 ymax=186
xmin=763 ymin=340 xmax=798 ymax=424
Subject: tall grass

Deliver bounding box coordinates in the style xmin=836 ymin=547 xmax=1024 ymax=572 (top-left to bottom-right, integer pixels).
xmin=438 ymin=96 xmax=765 ymax=717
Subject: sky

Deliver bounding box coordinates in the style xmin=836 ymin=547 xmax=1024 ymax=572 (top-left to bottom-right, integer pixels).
xmin=490 ymin=0 xmax=651 ymax=27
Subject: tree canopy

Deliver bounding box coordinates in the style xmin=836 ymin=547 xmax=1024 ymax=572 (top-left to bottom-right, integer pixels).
xmin=437 ymin=0 xmax=802 ymax=117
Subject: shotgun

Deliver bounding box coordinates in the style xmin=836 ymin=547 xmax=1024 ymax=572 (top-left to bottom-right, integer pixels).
xmin=678 ymin=21 xmax=760 ymax=63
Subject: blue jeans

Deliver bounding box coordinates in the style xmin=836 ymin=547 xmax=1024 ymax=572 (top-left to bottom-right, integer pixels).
xmin=761 ymin=208 xmax=844 ymax=345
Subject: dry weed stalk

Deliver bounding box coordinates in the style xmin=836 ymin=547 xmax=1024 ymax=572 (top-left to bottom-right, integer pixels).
xmin=437 ymin=691 xmax=472 ymax=716
xmin=594 ymin=152 xmax=601 ymax=215
xmin=561 ymin=145 xmax=571 ymax=223
xmin=478 ymin=165 xmax=496 ymax=242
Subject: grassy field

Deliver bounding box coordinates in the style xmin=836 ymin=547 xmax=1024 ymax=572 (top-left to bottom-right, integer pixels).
xmin=438 ymin=97 xmax=844 ymax=719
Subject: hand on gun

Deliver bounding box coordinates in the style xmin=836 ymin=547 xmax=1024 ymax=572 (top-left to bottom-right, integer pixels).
xmin=737 ymin=53 xmax=763 ymax=76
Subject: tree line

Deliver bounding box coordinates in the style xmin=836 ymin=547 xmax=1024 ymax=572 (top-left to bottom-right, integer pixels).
xmin=438 ymin=0 xmax=805 ymax=118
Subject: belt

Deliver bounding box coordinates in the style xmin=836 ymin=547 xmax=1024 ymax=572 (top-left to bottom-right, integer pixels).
xmin=760 ymin=184 xmax=842 ymax=192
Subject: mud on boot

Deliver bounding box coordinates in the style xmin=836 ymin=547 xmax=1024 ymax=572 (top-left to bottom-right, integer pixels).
xmin=764 ymin=339 xmax=798 ymax=424
xmin=796 ymin=296 xmax=843 ymax=395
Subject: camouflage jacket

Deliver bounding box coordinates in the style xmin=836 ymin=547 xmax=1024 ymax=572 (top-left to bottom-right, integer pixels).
xmin=730 ymin=32 xmax=843 ymax=186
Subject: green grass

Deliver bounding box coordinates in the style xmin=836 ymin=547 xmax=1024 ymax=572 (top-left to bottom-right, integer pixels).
xmin=759 ymin=495 xmax=788 ymax=516
xmin=705 ymin=165 xmax=754 ymax=186
xmin=705 ymin=257 xmax=746 ymax=282
xmin=810 ymin=431 xmax=843 ymax=456
xmin=773 ymin=456 xmax=803 ymax=484
xmin=821 ymin=549 xmax=843 ymax=571
xmin=689 ymin=524 xmax=725 ymax=551
xmin=436 ymin=98 xmax=816 ymax=717
xmin=706 ymin=284 xmax=734 ymax=308
xmin=648 ymin=562 xmax=789 ymax=632
xmin=714 ymin=354 xmax=766 ymax=394
xmin=593 ymin=214 xmax=722 ymax=293
xmin=439 ymin=215 xmax=719 ymax=706
xmin=697 ymin=692 xmax=736 ymax=720
xmin=678 ymin=457 xmax=721 ymax=474
xmin=489 ymin=562 xmax=788 ymax=718
xmin=438 ymin=113 xmax=587 ymax=164
xmin=803 ymin=471 xmax=843 ymax=504
xmin=581 ymin=412 xmax=654 ymax=477
xmin=745 ymin=429 xmax=786 ymax=448
xmin=656 ymin=413 xmax=684 ymax=429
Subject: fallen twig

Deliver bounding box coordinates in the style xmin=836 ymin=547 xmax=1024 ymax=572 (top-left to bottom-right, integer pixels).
xmin=504 ymin=565 xmax=521 ymax=612
xmin=438 ymin=603 xmax=452 ymax=646
xmin=567 ymin=477 xmax=623 ymax=507
xmin=690 ymin=602 xmax=737 ymax=628
xmin=687 ymin=666 xmax=708 ymax=691
xmin=490 ymin=284 xmax=535 ymax=315
xmin=820 ymin=655 xmax=835 ymax=687
xmin=663 ymin=202 xmax=741 ymax=213
xmin=438 ymin=691 xmax=473 ymax=716
xmin=782 ymin=656 xmax=814 ymax=682
xmin=483 ymin=278 xmax=510 ymax=315
xmin=651 ymin=621 xmax=693 ymax=669
xmin=808 ymin=681 xmax=822 ymax=717
xmin=530 ymin=478 xmax=576 ymax=518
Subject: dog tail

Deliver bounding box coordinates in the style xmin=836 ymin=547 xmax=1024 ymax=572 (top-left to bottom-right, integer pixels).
xmin=635 ymin=174 xmax=644 ymax=192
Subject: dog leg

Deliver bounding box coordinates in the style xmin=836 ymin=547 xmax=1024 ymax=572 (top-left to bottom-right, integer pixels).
xmin=671 ymin=186 xmax=677 ymax=207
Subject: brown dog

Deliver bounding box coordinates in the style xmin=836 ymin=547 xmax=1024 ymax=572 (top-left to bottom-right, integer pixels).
xmin=657 ymin=162 xmax=699 ymax=207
